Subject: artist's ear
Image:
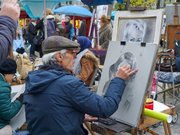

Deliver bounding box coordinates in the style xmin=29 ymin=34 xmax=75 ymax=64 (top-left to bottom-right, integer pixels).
xmin=55 ymin=52 xmax=63 ymax=63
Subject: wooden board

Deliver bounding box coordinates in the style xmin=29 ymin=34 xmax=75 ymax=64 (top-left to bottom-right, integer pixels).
xmin=166 ymin=25 xmax=180 ymax=49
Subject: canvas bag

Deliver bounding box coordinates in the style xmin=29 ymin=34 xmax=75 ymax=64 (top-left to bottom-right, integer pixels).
xmin=16 ymin=54 xmax=33 ymax=80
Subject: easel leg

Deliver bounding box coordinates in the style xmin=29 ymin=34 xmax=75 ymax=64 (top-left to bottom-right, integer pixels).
xmin=167 ymin=123 xmax=172 ymax=135
xmin=131 ymin=128 xmax=138 ymax=135
xmin=138 ymin=130 xmax=144 ymax=135
xmin=145 ymin=128 xmax=159 ymax=135
xmin=163 ymin=122 xmax=172 ymax=135
xmin=84 ymin=122 xmax=96 ymax=135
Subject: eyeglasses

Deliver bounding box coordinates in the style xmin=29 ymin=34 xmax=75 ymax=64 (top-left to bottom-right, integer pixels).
xmin=71 ymin=48 xmax=80 ymax=53
xmin=66 ymin=49 xmax=80 ymax=54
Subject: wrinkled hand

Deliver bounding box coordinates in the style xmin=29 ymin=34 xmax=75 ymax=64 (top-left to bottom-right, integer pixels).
xmin=0 ymin=0 xmax=20 ymax=21
xmin=116 ymin=65 xmax=138 ymax=80
xmin=84 ymin=114 xmax=98 ymax=122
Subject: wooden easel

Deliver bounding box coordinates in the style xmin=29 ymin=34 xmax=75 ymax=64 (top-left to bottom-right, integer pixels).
xmin=89 ymin=6 xmax=173 ymax=135
xmin=132 ymin=102 xmax=175 ymax=135
xmin=91 ymin=99 xmax=175 ymax=135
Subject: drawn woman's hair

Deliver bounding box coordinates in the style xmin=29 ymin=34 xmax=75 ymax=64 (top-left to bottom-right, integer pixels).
xmin=122 ymin=20 xmax=147 ymax=42
xmin=109 ymin=52 xmax=136 ymax=79
xmin=103 ymin=52 xmax=137 ymax=94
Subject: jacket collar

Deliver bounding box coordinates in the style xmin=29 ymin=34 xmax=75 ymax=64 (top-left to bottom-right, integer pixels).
xmin=39 ymin=64 xmax=73 ymax=74
xmin=0 ymin=73 xmax=5 ymax=81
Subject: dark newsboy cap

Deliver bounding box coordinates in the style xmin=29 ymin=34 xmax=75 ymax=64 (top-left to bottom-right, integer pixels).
xmin=42 ymin=36 xmax=80 ymax=54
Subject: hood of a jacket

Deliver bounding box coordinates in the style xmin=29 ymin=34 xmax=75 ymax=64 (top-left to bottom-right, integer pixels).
xmin=25 ymin=64 xmax=70 ymax=94
xmin=84 ymin=51 xmax=99 ymax=67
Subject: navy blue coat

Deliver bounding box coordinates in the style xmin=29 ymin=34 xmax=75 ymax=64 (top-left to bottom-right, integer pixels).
xmin=24 ymin=65 xmax=126 ymax=135
xmin=0 ymin=16 xmax=17 ymax=65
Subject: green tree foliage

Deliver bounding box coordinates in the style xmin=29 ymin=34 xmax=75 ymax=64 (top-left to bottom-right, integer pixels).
xmin=114 ymin=3 xmax=126 ymax=10
xmin=130 ymin=0 xmax=156 ymax=9
xmin=130 ymin=0 xmax=144 ymax=7
xmin=114 ymin=0 xmax=128 ymax=10
xmin=114 ymin=0 xmax=157 ymax=10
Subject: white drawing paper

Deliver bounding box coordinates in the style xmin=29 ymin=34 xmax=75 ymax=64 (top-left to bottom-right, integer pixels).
xmin=10 ymin=84 xmax=26 ymax=131
xmin=97 ymin=41 xmax=158 ymax=127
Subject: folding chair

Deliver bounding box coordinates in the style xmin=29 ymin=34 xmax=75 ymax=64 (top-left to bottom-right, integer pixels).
xmin=156 ymin=52 xmax=180 ymax=105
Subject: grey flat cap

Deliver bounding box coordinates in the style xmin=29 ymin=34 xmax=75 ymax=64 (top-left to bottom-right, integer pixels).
xmin=42 ymin=36 xmax=79 ymax=54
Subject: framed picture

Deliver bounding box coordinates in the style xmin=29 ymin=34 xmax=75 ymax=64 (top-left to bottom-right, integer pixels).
xmin=112 ymin=9 xmax=164 ymax=45
xmin=97 ymin=41 xmax=158 ymax=127
xmin=96 ymin=5 xmax=109 ymax=19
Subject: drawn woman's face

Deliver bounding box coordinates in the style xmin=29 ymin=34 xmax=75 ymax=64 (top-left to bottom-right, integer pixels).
xmin=115 ymin=52 xmax=137 ymax=81
xmin=117 ymin=59 xmax=131 ymax=70
xmin=124 ymin=20 xmax=145 ymax=42
xmin=117 ymin=53 xmax=135 ymax=70
xmin=110 ymin=52 xmax=137 ymax=79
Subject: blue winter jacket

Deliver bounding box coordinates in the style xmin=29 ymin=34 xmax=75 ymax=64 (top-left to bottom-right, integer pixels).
xmin=0 ymin=16 xmax=17 ymax=65
xmin=24 ymin=65 xmax=126 ymax=135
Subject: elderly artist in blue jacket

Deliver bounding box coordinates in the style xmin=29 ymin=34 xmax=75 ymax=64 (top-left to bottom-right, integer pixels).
xmin=24 ymin=36 xmax=137 ymax=135
xmin=0 ymin=0 xmax=20 ymax=65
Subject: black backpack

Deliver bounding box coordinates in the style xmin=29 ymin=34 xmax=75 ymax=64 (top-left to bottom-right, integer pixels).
xmin=47 ymin=19 xmax=57 ymax=37
xmin=174 ymin=39 xmax=180 ymax=57
xmin=33 ymin=30 xmax=44 ymax=46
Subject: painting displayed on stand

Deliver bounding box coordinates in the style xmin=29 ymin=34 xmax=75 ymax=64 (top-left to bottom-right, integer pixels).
xmin=97 ymin=41 xmax=158 ymax=126
xmin=119 ymin=19 xmax=155 ymax=43
xmin=112 ymin=9 xmax=164 ymax=45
